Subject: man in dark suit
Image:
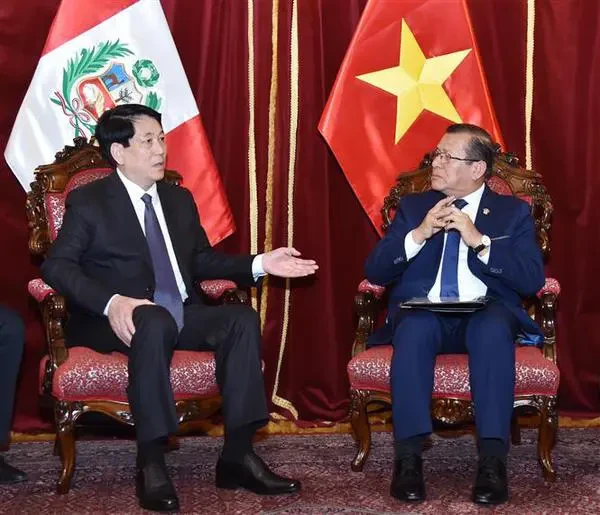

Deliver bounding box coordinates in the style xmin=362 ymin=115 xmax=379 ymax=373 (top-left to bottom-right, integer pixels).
xmin=365 ymin=124 xmax=544 ymax=505
xmin=42 ymin=104 xmax=318 ymax=512
xmin=0 ymin=305 xmax=27 ymax=485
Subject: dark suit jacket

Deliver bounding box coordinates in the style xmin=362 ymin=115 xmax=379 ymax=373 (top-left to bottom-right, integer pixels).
xmin=41 ymin=171 xmax=256 ymax=347
xmin=365 ymin=186 xmax=545 ymax=345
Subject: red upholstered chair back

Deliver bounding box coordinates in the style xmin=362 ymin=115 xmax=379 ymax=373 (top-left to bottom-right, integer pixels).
xmin=44 ymin=168 xmax=112 ymax=241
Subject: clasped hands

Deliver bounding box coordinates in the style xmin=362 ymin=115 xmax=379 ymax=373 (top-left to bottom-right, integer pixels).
xmin=412 ymin=196 xmax=482 ymax=247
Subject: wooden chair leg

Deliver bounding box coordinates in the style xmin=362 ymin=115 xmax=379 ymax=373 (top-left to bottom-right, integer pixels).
xmin=349 ymin=389 xmax=371 ymax=472
xmin=511 ymin=412 xmax=521 ymax=445
xmin=53 ymin=436 xmax=61 ymax=456
xmin=55 ymin=401 xmax=78 ymax=494
xmin=537 ymin=396 xmax=557 ymax=482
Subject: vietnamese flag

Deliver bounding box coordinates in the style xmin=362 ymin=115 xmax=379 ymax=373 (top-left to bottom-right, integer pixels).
xmin=5 ymin=0 xmax=234 ymax=245
xmin=319 ymin=0 xmax=503 ymax=234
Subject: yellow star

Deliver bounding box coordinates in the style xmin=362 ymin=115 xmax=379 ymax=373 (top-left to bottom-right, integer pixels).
xmin=357 ymin=19 xmax=471 ymax=143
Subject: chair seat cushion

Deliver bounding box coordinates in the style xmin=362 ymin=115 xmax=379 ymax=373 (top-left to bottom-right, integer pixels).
xmin=348 ymin=345 xmax=559 ymax=399
xmin=40 ymin=347 xmax=219 ymax=402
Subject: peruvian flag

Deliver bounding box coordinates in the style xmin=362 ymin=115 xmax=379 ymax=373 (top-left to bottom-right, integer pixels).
xmin=4 ymin=0 xmax=234 ymax=244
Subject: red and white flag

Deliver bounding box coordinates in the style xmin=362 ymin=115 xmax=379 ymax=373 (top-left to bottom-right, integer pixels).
xmin=4 ymin=0 xmax=234 ymax=244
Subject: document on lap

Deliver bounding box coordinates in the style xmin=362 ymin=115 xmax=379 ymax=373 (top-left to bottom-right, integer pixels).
xmin=399 ymin=296 xmax=492 ymax=313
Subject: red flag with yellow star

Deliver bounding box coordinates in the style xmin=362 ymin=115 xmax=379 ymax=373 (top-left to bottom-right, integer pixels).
xmin=319 ymin=0 xmax=503 ymax=234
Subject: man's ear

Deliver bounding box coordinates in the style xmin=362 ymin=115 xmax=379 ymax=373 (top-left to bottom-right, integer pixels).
xmin=110 ymin=142 xmax=125 ymax=166
xmin=472 ymin=161 xmax=486 ymax=181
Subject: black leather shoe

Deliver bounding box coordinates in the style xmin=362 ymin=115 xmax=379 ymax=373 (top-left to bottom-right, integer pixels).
xmin=216 ymin=452 xmax=300 ymax=495
xmin=472 ymin=456 xmax=509 ymax=505
xmin=0 ymin=457 xmax=27 ymax=484
xmin=135 ymin=462 xmax=180 ymax=512
xmin=390 ymin=454 xmax=425 ymax=502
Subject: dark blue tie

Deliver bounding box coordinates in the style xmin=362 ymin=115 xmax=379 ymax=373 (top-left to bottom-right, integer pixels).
xmin=439 ymin=198 xmax=468 ymax=300
xmin=141 ymin=193 xmax=184 ymax=331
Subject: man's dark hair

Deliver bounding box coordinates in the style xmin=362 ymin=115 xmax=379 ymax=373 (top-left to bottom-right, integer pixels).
xmin=95 ymin=104 xmax=162 ymax=167
xmin=446 ymin=123 xmax=498 ymax=178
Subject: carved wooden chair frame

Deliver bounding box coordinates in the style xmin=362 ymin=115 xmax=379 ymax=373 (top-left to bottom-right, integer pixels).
xmin=349 ymin=151 xmax=558 ymax=481
xmin=26 ymin=137 xmax=246 ymax=493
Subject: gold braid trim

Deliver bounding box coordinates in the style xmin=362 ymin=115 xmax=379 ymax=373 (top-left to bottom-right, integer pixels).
xmin=271 ymin=0 xmax=299 ymax=420
xmin=259 ymin=0 xmax=280 ymax=330
xmin=525 ymin=0 xmax=535 ymax=169
xmin=247 ymin=0 xmax=259 ymax=310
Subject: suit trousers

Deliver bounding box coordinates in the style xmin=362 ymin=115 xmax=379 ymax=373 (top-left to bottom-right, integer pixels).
xmin=89 ymin=303 xmax=268 ymax=444
xmin=0 ymin=306 xmax=25 ymax=447
xmin=390 ymin=302 xmax=519 ymax=446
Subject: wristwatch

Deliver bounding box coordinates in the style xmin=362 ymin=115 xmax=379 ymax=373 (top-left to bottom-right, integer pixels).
xmin=472 ymin=234 xmax=491 ymax=254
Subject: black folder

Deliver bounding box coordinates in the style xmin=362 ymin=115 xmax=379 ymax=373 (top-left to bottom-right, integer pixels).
xmin=399 ymin=296 xmax=492 ymax=313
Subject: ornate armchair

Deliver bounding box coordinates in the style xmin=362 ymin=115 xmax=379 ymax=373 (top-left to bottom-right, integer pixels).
xmin=26 ymin=137 xmax=247 ymax=494
xmin=347 ymin=151 xmax=560 ymax=481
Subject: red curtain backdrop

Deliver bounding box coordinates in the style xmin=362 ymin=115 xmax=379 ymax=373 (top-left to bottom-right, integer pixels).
xmin=0 ymin=0 xmax=598 ymax=433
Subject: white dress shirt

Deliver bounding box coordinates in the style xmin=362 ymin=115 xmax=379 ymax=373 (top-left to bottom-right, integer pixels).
xmin=104 ymin=170 xmax=265 ymax=315
xmin=404 ymin=183 xmax=490 ymax=302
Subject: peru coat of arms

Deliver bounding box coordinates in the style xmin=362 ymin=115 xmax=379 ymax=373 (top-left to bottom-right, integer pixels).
xmin=51 ymin=40 xmax=162 ymax=137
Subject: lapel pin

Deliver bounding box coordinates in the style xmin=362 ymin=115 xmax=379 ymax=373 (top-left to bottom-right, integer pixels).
xmin=482 ymin=208 xmax=490 ymax=215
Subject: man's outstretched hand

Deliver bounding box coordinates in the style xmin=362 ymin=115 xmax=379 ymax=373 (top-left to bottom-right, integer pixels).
xmin=262 ymin=247 xmax=318 ymax=278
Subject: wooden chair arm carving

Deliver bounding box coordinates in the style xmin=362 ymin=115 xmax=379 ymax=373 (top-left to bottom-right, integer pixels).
xmin=537 ymin=291 xmax=558 ymax=363
xmin=352 ymin=291 xmax=381 ymax=357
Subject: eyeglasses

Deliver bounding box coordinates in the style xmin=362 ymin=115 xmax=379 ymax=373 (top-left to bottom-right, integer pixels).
xmin=431 ymin=148 xmax=479 ymax=163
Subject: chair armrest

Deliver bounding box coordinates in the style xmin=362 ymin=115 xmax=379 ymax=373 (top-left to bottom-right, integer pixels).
xmin=28 ymin=278 xmax=69 ymax=395
xmin=28 ymin=278 xmax=59 ymax=302
xmin=536 ymin=278 xmax=560 ymax=363
xmin=357 ymin=279 xmax=386 ymax=300
xmin=353 ymin=279 xmax=386 ymax=356
xmin=198 ymin=279 xmax=248 ymax=305
xmin=536 ymin=277 xmax=561 ymax=299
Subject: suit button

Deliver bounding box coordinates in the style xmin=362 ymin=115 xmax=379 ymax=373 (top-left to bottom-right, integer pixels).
xmin=144 ymin=286 xmax=154 ymax=296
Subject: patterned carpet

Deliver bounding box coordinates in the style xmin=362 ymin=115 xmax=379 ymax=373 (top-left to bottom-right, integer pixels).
xmin=1 ymin=429 xmax=599 ymax=514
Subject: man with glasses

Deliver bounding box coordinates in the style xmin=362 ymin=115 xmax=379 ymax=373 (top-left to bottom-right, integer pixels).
xmin=365 ymin=123 xmax=544 ymax=505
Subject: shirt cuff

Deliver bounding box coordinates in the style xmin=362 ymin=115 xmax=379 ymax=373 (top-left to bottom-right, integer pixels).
xmin=252 ymin=254 xmax=266 ymax=281
xmin=478 ymin=243 xmax=491 ymax=264
xmin=103 ymin=294 xmax=119 ymax=316
xmin=404 ymin=230 xmax=426 ymax=261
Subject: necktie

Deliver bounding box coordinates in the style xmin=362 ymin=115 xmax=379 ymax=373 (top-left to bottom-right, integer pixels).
xmin=439 ymin=198 xmax=468 ymax=300
xmin=141 ymin=193 xmax=184 ymax=331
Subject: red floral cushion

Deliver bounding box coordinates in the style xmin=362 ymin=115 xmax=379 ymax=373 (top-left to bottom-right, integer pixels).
xmin=537 ymin=277 xmax=561 ymax=298
xmin=39 ymin=347 xmax=219 ymax=401
xmin=357 ymin=279 xmax=386 ymax=299
xmin=28 ymin=278 xmax=57 ymax=303
xmin=46 ymin=168 xmax=113 ymax=241
xmin=487 ymin=176 xmax=532 ymax=205
xmin=487 ymin=176 xmax=514 ymax=197
xmin=199 ymin=279 xmax=239 ymax=299
xmin=348 ymin=345 xmax=559 ymax=399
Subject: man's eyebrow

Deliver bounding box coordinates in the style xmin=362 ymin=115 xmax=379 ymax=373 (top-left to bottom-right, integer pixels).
xmin=138 ymin=131 xmax=164 ymax=137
